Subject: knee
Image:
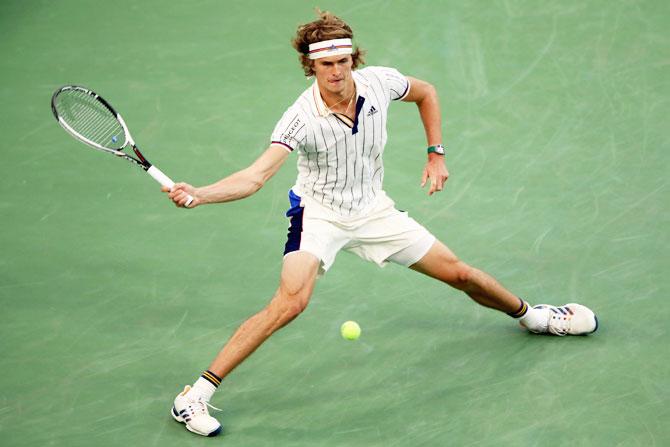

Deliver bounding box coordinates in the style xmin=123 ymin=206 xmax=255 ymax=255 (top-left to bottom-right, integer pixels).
xmin=269 ymin=287 xmax=311 ymax=323
xmin=280 ymin=294 xmax=310 ymax=320
xmin=444 ymin=261 xmax=475 ymax=290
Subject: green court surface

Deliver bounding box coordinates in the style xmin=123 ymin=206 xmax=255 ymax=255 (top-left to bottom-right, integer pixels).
xmin=1 ymin=1 xmax=668 ymax=445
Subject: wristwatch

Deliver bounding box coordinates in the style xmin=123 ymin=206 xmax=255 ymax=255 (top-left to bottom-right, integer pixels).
xmin=427 ymin=144 xmax=445 ymax=155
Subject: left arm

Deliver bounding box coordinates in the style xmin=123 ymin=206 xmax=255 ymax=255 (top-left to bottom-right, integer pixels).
xmin=403 ymin=76 xmax=449 ymax=195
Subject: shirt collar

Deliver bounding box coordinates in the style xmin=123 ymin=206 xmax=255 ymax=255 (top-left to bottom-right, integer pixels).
xmin=310 ymin=71 xmax=369 ymax=118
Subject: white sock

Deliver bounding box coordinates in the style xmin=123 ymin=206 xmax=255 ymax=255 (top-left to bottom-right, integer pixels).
xmin=519 ymin=305 xmax=549 ymax=332
xmin=187 ymin=370 xmax=221 ymax=402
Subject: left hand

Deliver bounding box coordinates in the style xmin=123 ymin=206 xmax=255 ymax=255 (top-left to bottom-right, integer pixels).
xmin=421 ymin=154 xmax=449 ymax=195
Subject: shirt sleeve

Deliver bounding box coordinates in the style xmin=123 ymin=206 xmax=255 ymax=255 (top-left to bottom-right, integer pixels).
xmin=376 ymin=66 xmax=411 ymax=101
xmin=270 ymin=107 xmax=306 ymax=153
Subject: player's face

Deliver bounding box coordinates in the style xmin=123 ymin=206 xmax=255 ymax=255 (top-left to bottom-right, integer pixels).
xmin=313 ymin=55 xmax=354 ymax=96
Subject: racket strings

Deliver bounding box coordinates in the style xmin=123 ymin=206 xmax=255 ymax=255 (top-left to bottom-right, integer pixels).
xmin=75 ymin=109 xmax=120 ymax=147
xmin=67 ymin=93 xmax=122 ymax=143
xmin=55 ymin=89 xmax=126 ymax=149
xmin=68 ymin=94 xmax=123 ymax=147
xmin=67 ymin=102 xmax=122 ymax=147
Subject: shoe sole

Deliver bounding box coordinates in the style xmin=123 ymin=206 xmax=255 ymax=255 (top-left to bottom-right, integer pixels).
xmin=171 ymin=406 xmax=222 ymax=437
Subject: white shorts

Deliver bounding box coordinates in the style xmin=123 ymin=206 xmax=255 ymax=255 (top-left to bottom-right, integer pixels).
xmin=283 ymin=189 xmax=435 ymax=275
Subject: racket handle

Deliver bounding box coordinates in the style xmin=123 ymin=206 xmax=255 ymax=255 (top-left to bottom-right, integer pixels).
xmin=147 ymin=165 xmax=194 ymax=207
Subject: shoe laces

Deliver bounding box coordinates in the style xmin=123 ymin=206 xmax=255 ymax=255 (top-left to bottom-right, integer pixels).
xmin=544 ymin=305 xmax=574 ymax=336
xmin=203 ymin=400 xmax=222 ymax=412
xmin=185 ymin=394 xmax=222 ymax=416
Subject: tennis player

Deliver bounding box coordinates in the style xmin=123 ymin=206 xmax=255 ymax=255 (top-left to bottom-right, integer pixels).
xmin=164 ymin=11 xmax=598 ymax=437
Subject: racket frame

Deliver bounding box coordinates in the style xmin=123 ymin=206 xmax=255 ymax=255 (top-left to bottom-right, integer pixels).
xmin=51 ymin=85 xmax=146 ymax=168
xmin=51 ymin=85 xmax=193 ymax=206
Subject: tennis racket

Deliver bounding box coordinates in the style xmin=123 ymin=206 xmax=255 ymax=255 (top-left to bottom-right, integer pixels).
xmin=51 ymin=85 xmax=193 ymax=207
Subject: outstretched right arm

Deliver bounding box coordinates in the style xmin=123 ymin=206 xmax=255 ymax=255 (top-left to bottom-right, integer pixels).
xmin=163 ymin=144 xmax=290 ymax=208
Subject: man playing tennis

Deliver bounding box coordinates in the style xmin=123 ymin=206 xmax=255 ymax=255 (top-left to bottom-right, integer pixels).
xmin=164 ymin=11 xmax=598 ymax=437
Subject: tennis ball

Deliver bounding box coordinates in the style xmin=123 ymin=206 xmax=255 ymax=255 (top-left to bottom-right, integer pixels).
xmin=340 ymin=321 xmax=361 ymax=340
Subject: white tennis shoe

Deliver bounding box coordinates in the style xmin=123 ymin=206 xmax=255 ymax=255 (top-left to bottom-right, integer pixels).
xmin=171 ymin=385 xmax=222 ymax=437
xmin=522 ymin=303 xmax=598 ymax=336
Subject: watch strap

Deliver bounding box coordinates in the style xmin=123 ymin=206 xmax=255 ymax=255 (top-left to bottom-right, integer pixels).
xmin=427 ymin=144 xmax=445 ymax=155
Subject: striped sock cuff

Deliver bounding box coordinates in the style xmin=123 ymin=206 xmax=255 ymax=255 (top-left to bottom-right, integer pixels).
xmin=507 ymin=299 xmax=529 ymax=318
xmin=201 ymin=370 xmax=222 ymax=387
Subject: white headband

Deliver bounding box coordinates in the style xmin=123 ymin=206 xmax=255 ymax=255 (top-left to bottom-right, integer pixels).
xmin=308 ymin=38 xmax=353 ymax=60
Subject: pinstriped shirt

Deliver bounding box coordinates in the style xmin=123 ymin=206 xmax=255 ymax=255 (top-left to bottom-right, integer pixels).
xmin=271 ymin=66 xmax=410 ymax=217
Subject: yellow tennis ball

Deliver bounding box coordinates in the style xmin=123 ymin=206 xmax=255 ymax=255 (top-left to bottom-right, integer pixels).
xmin=340 ymin=321 xmax=361 ymax=340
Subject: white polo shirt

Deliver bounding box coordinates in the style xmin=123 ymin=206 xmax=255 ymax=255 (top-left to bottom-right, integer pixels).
xmin=271 ymin=66 xmax=410 ymax=217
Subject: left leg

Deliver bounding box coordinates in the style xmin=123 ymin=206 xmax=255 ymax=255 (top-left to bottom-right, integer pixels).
xmin=407 ymin=239 xmax=598 ymax=335
xmin=352 ymin=204 xmax=597 ymax=335
xmin=409 ymin=239 xmax=522 ymax=314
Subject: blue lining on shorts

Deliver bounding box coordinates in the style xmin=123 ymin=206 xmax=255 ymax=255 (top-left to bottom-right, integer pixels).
xmin=284 ymin=190 xmax=304 ymax=255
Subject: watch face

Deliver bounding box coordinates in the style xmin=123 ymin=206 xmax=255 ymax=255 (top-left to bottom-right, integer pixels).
xmin=428 ymin=145 xmax=445 ymax=155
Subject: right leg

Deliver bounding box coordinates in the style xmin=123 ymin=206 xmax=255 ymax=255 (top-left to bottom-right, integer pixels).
xmin=208 ymin=251 xmax=320 ymax=378
xmin=172 ymin=251 xmax=320 ymax=436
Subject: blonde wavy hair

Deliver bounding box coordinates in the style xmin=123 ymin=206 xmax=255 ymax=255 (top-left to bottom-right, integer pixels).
xmin=291 ymin=9 xmax=366 ymax=77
